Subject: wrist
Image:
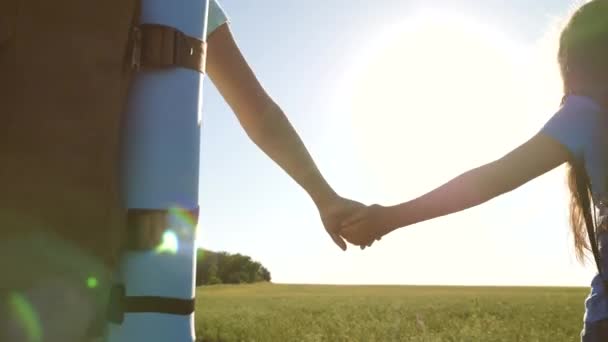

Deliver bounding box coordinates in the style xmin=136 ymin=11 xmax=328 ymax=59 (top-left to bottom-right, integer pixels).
xmin=383 ymin=203 xmax=411 ymax=234
xmin=310 ymin=186 xmax=339 ymax=209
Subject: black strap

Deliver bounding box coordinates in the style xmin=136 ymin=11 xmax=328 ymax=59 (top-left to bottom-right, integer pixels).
xmin=107 ymin=284 xmax=195 ymax=324
xmin=582 ymin=195 xmax=603 ymax=275
xmin=576 ymin=164 xmax=607 ymax=287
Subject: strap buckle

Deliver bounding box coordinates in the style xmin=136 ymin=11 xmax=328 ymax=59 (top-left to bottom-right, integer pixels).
xmin=130 ymin=26 xmax=142 ymax=71
xmin=130 ymin=24 xmax=207 ymax=74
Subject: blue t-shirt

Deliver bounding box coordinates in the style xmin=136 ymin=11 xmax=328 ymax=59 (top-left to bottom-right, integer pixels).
xmin=541 ymin=95 xmax=608 ymax=323
xmin=208 ymin=0 xmax=229 ymax=38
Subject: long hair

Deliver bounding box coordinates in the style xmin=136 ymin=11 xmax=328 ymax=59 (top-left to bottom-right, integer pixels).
xmin=558 ymin=0 xmax=608 ymax=262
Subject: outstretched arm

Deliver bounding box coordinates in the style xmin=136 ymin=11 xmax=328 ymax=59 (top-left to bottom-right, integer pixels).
xmin=206 ymin=24 xmax=335 ymax=207
xmin=342 ymin=133 xmax=571 ymax=244
xmin=206 ymin=24 xmax=363 ymax=250
xmin=393 ymin=133 xmax=569 ymax=226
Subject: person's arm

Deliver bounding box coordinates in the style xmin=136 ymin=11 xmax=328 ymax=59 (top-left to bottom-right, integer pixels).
xmin=389 ymin=133 xmax=569 ymax=229
xmin=341 ymin=133 xmax=571 ymax=244
xmin=206 ymin=24 xmax=336 ymax=207
xmin=206 ymin=23 xmax=364 ymax=250
xmin=125 ymin=5 xmax=361 ymax=251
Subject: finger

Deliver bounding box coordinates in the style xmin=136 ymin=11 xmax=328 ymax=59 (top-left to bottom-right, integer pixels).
xmin=339 ymin=224 xmax=361 ymax=242
xmin=341 ymin=224 xmax=370 ymax=246
xmin=361 ymin=236 xmax=375 ymax=249
xmin=359 ymin=237 xmax=373 ymax=250
xmin=330 ymin=232 xmax=347 ymax=251
xmin=341 ymin=208 xmax=367 ymax=228
xmin=362 ymin=230 xmax=377 ymax=249
xmin=368 ymin=234 xmax=378 ymax=246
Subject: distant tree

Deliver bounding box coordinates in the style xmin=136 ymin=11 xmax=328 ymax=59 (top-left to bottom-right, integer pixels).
xmin=196 ymin=249 xmax=271 ymax=286
xmin=196 ymin=249 xmax=221 ymax=286
xmin=259 ymin=266 xmax=271 ymax=282
xmin=215 ymin=252 xmax=230 ymax=283
xmin=207 ymin=262 xmax=221 ymax=285
xmin=246 ymin=261 xmax=262 ymax=283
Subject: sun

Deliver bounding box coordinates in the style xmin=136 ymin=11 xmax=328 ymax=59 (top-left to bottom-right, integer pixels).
xmin=341 ymin=12 xmax=558 ymax=202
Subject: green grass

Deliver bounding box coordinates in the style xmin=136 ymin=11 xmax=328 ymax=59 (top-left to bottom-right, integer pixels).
xmin=195 ymin=283 xmax=588 ymax=342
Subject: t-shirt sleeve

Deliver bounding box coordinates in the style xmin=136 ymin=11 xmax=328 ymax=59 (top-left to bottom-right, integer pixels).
xmin=540 ymin=95 xmax=602 ymax=160
xmin=207 ymin=0 xmax=229 ymax=38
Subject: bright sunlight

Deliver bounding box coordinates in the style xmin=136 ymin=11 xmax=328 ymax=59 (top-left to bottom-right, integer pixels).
xmin=345 ymin=12 xmax=561 ymax=202
xmin=331 ymin=11 xmax=584 ymax=287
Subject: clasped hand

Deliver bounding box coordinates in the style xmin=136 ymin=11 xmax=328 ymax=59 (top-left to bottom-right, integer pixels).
xmin=316 ymin=196 xmax=393 ymax=250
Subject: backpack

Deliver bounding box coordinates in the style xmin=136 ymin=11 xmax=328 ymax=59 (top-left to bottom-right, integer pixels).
xmin=0 ymin=0 xmax=204 ymax=287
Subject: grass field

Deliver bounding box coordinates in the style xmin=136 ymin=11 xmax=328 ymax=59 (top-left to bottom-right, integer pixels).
xmin=195 ymin=283 xmax=588 ymax=342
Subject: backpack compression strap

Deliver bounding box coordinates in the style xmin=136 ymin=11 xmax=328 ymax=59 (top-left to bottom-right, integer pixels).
xmin=107 ymin=284 xmax=195 ymax=324
xmin=131 ymin=23 xmax=207 ymax=74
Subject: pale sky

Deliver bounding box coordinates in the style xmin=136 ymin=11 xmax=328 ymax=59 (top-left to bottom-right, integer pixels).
xmin=197 ymin=0 xmax=595 ymax=286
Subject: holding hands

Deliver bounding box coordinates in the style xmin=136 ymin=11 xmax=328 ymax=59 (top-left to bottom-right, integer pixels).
xmin=315 ymin=196 xmax=398 ymax=250
xmin=339 ymin=204 xmax=395 ymax=249
xmin=314 ymin=195 xmax=392 ymax=251
xmin=315 ymin=196 xmax=367 ymax=251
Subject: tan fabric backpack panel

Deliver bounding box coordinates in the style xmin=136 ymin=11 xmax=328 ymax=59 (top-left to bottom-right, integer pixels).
xmin=0 ymin=0 xmax=139 ymax=288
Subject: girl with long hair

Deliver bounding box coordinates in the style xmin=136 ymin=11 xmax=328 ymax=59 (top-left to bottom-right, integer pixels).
xmin=339 ymin=1 xmax=608 ymax=340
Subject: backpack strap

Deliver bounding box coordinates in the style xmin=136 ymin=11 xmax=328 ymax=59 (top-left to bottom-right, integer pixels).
xmin=107 ymin=284 xmax=195 ymax=324
xmin=576 ymin=162 xmax=608 ymax=287
xmin=131 ymin=24 xmax=207 ymax=74
xmin=582 ymin=196 xmax=603 ymax=276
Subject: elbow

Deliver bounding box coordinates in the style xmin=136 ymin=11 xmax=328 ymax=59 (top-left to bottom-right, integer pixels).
xmin=240 ymin=100 xmax=282 ymax=144
xmin=244 ymin=123 xmax=268 ymax=147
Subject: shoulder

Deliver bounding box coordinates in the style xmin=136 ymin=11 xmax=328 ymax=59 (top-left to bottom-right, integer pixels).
xmin=540 ymin=95 xmax=605 ymax=158
xmin=208 ymin=0 xmax=230 ymax=38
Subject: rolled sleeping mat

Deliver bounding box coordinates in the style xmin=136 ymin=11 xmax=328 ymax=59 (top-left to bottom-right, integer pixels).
xmin=107 ymin=0 xmax=209 ymax=341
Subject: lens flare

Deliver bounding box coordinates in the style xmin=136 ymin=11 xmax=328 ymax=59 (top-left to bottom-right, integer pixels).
xmin=86 ymin=276 xmax=99 ymax=289
xmin=9 ymin=293 xmax=42 ymax=342
xmin=168 ymin=206 xmax=197 ymax=229
xmin=168 ymin=206 xmax=199 ymax=241
xmin=155 ymin=230 xmax=179 ymax=254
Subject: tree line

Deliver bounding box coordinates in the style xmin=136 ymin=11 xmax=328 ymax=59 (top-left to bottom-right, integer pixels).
xmin=196 ymin=249 xmax=271 ymax=286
